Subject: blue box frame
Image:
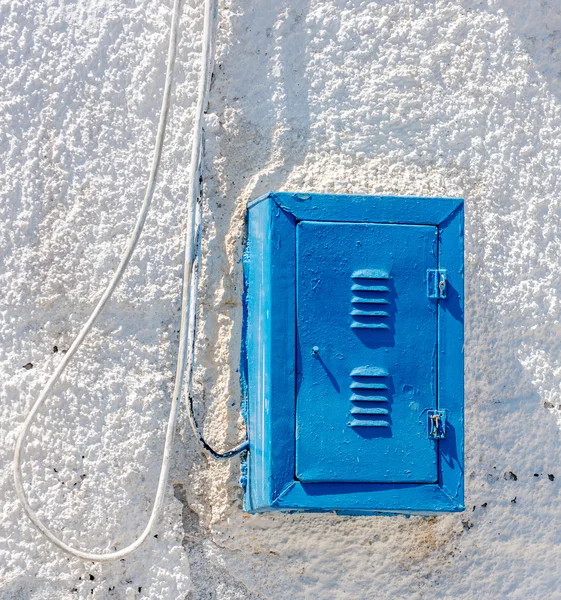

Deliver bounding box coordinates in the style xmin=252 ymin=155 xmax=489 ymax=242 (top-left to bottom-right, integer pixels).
xmin=242 ymin=192 xmax=464 ymax=515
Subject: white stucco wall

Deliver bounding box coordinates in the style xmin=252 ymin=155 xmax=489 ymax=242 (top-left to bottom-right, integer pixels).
xmin=3 ymin=0 xmax=561 ymax=598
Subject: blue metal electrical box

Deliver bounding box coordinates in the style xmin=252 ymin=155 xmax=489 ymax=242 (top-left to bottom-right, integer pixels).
xmin=242 ymin=192 xmax=464 ymax=515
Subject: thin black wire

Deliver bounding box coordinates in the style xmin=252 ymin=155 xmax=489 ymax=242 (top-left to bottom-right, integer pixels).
xmin=188 ymin=392 xmax=249 ymax=459
xmin=185 ymin=206 xmax=249 ymax=460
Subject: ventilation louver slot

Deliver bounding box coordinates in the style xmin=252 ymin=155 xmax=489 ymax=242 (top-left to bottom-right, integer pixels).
xmin=350 ymin=269 xmax=391 ymax=329
xmin=348 ymin=366 xmax=391 ymax=429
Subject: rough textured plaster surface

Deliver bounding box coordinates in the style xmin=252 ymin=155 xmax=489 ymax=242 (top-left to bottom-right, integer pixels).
xmin=3 ymin=0 xmax=561 ymax=598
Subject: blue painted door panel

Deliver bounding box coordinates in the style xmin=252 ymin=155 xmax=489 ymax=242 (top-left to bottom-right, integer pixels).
xmin=296 ymin=222 xmax=438 ymax=483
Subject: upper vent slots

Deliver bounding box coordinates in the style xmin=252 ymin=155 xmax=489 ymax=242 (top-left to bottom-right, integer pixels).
xmin=350 ymin=322 xmax=390 ymax=330
xmin=352 ymin=269 xmax=390 ymax=279
xmin=351 ymin=297 xmax=389 ymax=305
xmin=350 ymin=309 xmax=389 ymax=317
xmin=350 ymin=407 xmax=389 ymax=416
xmin=351 ymin=284 xmax=390 ymax=292
xmin=348 ymin=419 xmax=390 ymax=428
xmin=350 ymin=269 xmax=393 ymax=332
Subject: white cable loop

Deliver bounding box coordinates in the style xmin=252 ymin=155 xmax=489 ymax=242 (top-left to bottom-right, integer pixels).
xmin=14 ymin=0 xmax=220 ymax=562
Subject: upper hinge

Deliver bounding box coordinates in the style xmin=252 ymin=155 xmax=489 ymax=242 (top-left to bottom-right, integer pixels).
xmin=427 ymin=269 xmax=447 ymax=299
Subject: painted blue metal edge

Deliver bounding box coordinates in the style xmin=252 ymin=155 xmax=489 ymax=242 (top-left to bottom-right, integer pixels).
xmin=268 ymin=191 xmax=462 ymax=225
xmin=243 ymin=195 xmax=296 ymax=512
xmin=243 ymin=192 xmax=464 ymax=514
xmin=437 ymin=204 xmax=464 ymax=508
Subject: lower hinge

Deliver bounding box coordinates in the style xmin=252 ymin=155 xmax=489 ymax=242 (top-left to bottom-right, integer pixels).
xmin=428 ymin=410 xmax=446 ymax=439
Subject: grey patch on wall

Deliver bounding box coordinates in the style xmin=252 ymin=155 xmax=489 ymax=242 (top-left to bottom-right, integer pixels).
xmin=0 ymin=577 xmax=71 ymax=600
xmin=173 ymin=484 xmax=263 ymax=600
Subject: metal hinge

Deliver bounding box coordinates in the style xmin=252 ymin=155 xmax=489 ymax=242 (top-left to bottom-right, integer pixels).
xmin=427 ymin=269 xmax=447 ymax=299
xmin=428 ymin=410 xmax=446 ymax=439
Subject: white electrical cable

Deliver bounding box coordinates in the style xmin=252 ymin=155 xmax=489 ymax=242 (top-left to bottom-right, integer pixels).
xmin=173 ymin=0 xmax=248 ymax=461
xmin=14 ymin=0 xmax=220 ymax=562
